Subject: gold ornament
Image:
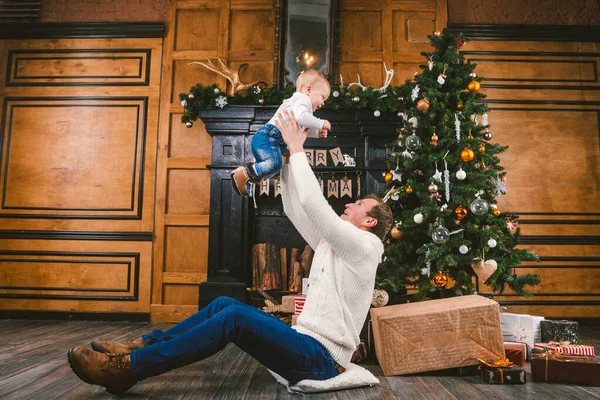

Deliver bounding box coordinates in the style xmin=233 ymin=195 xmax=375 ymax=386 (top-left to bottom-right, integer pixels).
xmin=417 ymin=99 xmax=430 ymax=111
xmin=258 ymin=98 xmax=265 ymax=105
xmin=428 ymin=183 xmax=438 ymax=193
xmin=405 ymin=186 xmax=413 ymax=194
xmin=457 ymin=102 xmax=464 ymax=111
xmin=467 ymin=80 xmax=481 ymax=92
xmin=460 ymin=148 xmax=475 ymax=162
xmin=433 ymin=31 xmax=441 ymax=36
xmin=433 ymin=271 xmax=448 ymax=287
xmin=478 ymin=144 xmax=485 ymax=153
xmin=493 ymin=209 xmax=501 ymax=216
xmin=390 ymin=226 xmax=403 ymax=239
xmin=454 ymin=206 xmax=468 ymax=220
xmin=384 ymin=172 xmax=393 ymax=183
xmin=430 ymin=133 xmax=439 ymax=146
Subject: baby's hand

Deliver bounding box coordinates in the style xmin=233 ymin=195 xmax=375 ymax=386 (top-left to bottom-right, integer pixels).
xmin=322 ymin=120 xmax=331 ymax=131
xmin=318 ymin=129 xmax=328 ymax=138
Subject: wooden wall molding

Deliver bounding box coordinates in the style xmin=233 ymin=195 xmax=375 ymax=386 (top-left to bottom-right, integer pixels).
xmin=0 ymin=22 xmax=165 ymax=39
xmin=448 ymin=23 xmax=600 ymax=42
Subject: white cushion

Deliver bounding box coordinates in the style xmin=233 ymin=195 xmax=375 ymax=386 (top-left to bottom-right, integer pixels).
xmin=268 ymin=363 xmax=379 ymax=394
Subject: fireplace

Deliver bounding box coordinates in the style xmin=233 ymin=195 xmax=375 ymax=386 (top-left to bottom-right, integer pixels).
xmin=198 ymin=105 xmax=400 ymax=307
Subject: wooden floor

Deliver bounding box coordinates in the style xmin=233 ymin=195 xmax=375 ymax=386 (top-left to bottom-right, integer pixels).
xmin=0 ymin=319 xmax=599 ymax=399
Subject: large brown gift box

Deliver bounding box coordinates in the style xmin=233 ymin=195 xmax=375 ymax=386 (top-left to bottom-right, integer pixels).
xmin=531 ymin=353 xmax=600 ymax=386
xmin=370 ymin=295 xmax=504 ymax=376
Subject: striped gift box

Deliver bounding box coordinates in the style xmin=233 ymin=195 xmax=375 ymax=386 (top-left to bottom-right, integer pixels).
xmin=534 ymin=342 xmax=595 ymax=356
xmin=294 ymin=295 xmax=306 ymax=315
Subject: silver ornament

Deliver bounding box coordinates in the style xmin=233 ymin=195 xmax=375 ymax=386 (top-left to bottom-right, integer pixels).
xmin=432 ymin=226 xmax=450 ymax=244
xmin=353 ymin=96 xmax=360 ymax=103
xmin=374 ymin=110 xmax=381 ymax=117
xmin=333 ymin=90 xmax=340 ymax=98
xmin=470 ymin=198 xmax=489 ymax=215
xmin=188 ymin=93 xmax=195 ymax=100
xmin=185 ymin=121 xmax=193 ymax=128
xmin=459 ymin=245 xmax=469 ymax=254
xmin=428 ymin=183 xmax=438 ymax=193
xmin=488 ymin=238 xmax=497 ymax=248
xmin=405 ymin=134 xmax=421 ymax=151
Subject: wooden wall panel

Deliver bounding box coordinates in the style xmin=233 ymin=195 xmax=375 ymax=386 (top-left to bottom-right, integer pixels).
xmin=460 ymin=39 xmax=600 ymax=316
xmin=0 ymin=35 xmax=162 ymax=316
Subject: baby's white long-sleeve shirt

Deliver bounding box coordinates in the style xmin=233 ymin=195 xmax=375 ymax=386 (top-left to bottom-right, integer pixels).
xmin=267 ymin=92 xmax=325 ymax=138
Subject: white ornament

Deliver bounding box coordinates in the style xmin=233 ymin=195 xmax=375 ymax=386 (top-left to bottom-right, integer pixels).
xmin=482 ymin=112 xmax=489 ymax=127
xmin=443 ymin=153 xmax=451 ymax=202
xmin=215 ymin=95 xmax=228 ymax=108
xmin=493 ymin=176 xmax=507 ymax=195
xmin=488 ymin=239 xmax=497 ymax=248
xmin=181 ymin=100 xmax=187 ymax=107
xmin=433 ymin=161 xmax=443 ymax=182
xmin=459 ymin=245 xmax=469 ymax=254
xmin=456 ymin=168 xmax=466 ymax=180
xmin=391 ymin=193 xmax=399 ymax=201
xmin=374 ymin=110 xmax=381 ymax=117
xmin=401 ymin=150 xmax=413 ymax=159
xmin=342 ymin=154 xmax=356 ymax=167
xmin=332 ymin=90 xmax=340 ymax=98
xmin=413 ymin=213 xmax=424 ymax=224
xmin=371 ymin=289 xmax=389 ymax=307
xmin=454 ymin=113 xmax=461 ymax=142
xmin=411 ymin=85 xmax=420 ymax=102
xmin=408 ymin=117 xmax=418 ymax=128
xmin=428 ymin=56 xmax=434 ymax=71
xmin=421 ymin=267 xmax=431 ymax=276
xmin=214 ymin=88 xmax=220 ymax=94
xmin=437 ymin=75 xmax=445 ymax=85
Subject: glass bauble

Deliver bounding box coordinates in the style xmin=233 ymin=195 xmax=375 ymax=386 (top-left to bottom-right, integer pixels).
xmin=432 ymin=226 xmax=450 ymax=244
xmin=405 ymin=134 xmax=421 ymax=151
xmin=470 ymin=198 xmax=489 ymax=215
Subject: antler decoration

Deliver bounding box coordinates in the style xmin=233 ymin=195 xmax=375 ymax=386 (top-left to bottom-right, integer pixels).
xmin=188 ymin=57 xmax=266 ymax=96
xmin=340 ymin=63 xmax=395 ymax=92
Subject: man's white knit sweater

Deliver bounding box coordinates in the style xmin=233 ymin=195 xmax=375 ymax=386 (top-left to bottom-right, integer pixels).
xmin=281 ymin=152 xmax=384 ymax=367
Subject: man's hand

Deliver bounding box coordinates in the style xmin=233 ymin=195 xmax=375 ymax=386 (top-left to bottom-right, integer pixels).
xmin=318 ymin=129 xmax=328 ymax=138
xmin=322 ymin=120 xmax=331 ymax=131
xmin=274 ymin=110 xmax=309 ymax=155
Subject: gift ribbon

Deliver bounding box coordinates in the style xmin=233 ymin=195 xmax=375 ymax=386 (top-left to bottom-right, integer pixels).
xmin=547 ymin=341 xmax=570 ymax=347
xmin=534 ymin=350 xmax=595 ymax=382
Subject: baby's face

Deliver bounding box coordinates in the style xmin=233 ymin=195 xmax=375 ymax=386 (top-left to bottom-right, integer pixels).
xmin=307 ymin=82 xmax=330 ymax=112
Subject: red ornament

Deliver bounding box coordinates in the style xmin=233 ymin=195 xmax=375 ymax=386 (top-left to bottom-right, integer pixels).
xmin=457 ymin=39 xmax=464 ymax=47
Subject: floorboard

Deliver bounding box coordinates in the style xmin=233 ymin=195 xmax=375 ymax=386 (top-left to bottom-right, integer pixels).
xmin=0 ymin=319 xmax=598 ymax=399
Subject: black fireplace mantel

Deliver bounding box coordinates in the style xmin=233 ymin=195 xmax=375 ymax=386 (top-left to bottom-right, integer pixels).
xmin=198 ymin=105 xmax=401 ymax=307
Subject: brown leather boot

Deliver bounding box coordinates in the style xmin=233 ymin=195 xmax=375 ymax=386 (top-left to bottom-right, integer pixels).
xmin=231 ymin=166 xmax=249 ymax=196
xmin=91 ymin=338 xmax=146 ymax=354
xmin=67 ymin=347 xmax=138 ymax=395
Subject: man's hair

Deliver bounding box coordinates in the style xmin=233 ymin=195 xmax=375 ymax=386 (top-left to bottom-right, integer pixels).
xmin=296 ymin=69 xmax=330 ymax=92
xmin=364 ymin=194 xmax=394 ymax=241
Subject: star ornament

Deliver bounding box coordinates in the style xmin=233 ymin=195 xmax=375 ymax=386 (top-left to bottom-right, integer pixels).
xmin=432 ymin=168 xmax=443 ymax=183
xmin=391 ymin=169 xmax=403 ymax=182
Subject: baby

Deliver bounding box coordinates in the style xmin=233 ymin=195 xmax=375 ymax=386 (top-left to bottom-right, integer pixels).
xmin=231 ymin=69 xmax=331 ymax=196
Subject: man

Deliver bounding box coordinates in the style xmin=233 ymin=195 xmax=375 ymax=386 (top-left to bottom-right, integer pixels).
xmin=66 ymin=111 xmax=393 ymax=395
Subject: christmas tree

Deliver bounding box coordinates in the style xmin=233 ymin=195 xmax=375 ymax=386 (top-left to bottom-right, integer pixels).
xmin=376 ymin=29 xmax=540 ymax=300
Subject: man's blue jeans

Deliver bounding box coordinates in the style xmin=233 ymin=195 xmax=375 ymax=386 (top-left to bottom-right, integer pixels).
xmin=251 ymin=124 xmax=286 ymax=179
xmin=129 ymin=296 xmax=340 ymax=384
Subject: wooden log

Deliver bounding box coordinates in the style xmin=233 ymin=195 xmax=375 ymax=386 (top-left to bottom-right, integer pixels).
xmin=299 ymin=245 xmax=314 ymax=278
xmin=280 ymin=247 xmax=287 ymax=292
xmin=252 ymin=243 xmax=282 ymax=290
xmin=288 ymin=248 xmax=302 ymax=291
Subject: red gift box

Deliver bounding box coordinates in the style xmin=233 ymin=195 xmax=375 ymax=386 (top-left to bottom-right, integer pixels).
xmin=294 ymin=295 xmax=306 ymax=315
xmin=534 ymin=342 xmax=595 ymax=356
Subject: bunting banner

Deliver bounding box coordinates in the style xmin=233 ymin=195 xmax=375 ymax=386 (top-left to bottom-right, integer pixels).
xmin=259 ymin=179 xmax=270 ymax=196
xmin=315 ymin=150 xmax=327 ymax=166
xmin=329 ymin=147 xmax=344 ymax=166
xmin=340 ymin=177 xmax=352 ymax=198
xmin=328 ymin=179 xmax=339 ymax=198
xmin=274 ymin=178 xmax=281 ymax=197
xmin=304 ymin=149 xmax=314 ymax=166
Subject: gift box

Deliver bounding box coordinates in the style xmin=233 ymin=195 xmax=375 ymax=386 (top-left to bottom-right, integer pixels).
xmin=500 ymin=312 xmax=544 ymax=358
xmin=479 ymin=365 xmax=526 ymax=384
xmin=504 ymin=342 xmax=526 ymax=367
xmin=294 ymin=295 xmax=306 ymax=315
xmin=280 ymin=294 xmax=297 ymax=314
xmin=534 ymin=342 xmax=595 ymax=356
xmin=531 ymin=352 xmax=600 ymax=386
xmin=370 ymin=295 xmax=505 ymax=376
xmin=540 ymin=320 xmax=580 ymax=343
